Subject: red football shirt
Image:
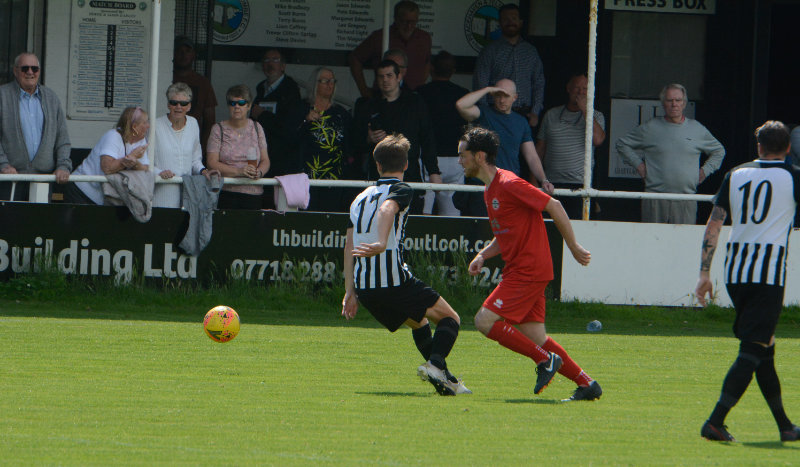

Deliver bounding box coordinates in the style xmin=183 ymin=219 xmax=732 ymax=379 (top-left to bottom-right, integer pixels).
xmin=484 ymin=169 xmax=553 ymax=282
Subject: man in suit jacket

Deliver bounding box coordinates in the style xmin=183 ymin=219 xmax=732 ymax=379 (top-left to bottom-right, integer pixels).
xmin=251 ymin=48 xmax=301 ymax=177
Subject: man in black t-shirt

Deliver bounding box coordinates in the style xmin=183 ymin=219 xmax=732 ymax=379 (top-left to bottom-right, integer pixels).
xmin=352 ymin=60 xmax=441 ymax=214
xmin=417 ymin=51 xmax=469 ymax=216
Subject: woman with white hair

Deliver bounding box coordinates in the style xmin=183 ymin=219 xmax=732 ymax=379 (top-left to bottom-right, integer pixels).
xmin=152 ymin=82 xmax=219 ymax=208
xmin=291 ymin=67 xmax=352 ymax=212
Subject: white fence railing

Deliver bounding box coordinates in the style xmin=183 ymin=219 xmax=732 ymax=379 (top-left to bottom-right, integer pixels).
xmin=0 ymin=174 xmax=714 ymax=211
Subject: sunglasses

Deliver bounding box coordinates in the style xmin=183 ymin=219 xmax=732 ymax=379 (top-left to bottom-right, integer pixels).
xmin=168 ymin=99 xmax=191 ymax=107
xmin=19 ymin=65 xmax=40 ymax=73
xmin=228 ymin=99 xmax=248 ymax=107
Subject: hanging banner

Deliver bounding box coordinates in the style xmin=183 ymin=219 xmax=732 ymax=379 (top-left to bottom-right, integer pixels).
xmin=66 ymin=0 xmax=151 ymax=121
xmin=210 ymin=0 xmax=508 ymax=56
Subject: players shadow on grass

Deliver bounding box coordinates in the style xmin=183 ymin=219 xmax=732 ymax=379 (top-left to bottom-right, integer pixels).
xmin=741 ymin=441 xmax=800 ymax=450
xmin=503 ymin=398 xmax=562 ymax=405
xmin=355 ymin=391 xmax=436 ymax=398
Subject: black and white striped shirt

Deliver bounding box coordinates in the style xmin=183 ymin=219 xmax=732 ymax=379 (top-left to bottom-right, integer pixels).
xmin=348 ymin=178 xmax=413 ymax=289
xmin=714 ymin=160 xmax=800 ymax=286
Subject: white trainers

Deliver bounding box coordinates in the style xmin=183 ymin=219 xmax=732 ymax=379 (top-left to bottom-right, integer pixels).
xmin=448 ymin=378 xmax=473 ymax=395
xmin=417 ymin=361 xmax=455 ymax=396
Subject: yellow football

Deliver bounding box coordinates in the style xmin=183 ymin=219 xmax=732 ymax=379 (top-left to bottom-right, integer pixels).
xmin=203 ymin=305 xmax=240 ymax=343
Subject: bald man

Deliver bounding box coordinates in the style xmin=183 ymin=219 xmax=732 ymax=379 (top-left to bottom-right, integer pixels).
xmin=456 ymin=79 xmax=553 ymax=194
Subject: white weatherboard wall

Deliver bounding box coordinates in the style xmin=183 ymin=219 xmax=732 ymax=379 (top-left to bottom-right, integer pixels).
xmin=562 ymin=221 xmax=800 ymax=307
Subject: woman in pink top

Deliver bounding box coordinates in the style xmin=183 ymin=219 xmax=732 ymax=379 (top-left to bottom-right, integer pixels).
xmin=206 ymin=84 xmax=270 ymax=209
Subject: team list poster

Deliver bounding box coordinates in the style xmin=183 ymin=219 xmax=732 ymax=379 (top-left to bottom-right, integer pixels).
xmin=212 ymin=0 xmax=496 ymax=56
xmin=274 ymin=0 xmax=380 ymax=50
xmin=67 ymin=0 xmax=151 ymax=121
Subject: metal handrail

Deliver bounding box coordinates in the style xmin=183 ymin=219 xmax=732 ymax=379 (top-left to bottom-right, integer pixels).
xmin=0 ymin=174 xmax=714 ymax=201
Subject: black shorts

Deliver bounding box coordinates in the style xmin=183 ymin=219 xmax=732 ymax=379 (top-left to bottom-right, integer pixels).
xmin=726 ymin=283 xmax=784 ymax=343
xmin=356 ymin=278 xmax=441 ymax=332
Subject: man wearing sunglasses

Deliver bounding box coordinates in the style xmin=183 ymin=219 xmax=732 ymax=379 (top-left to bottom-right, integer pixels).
xmin=0 ymin=52 xmax=71 ymax=201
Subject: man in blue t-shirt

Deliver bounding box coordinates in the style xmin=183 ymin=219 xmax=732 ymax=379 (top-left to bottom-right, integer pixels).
xmin=456 ymin=79 xmax=553 ymax=194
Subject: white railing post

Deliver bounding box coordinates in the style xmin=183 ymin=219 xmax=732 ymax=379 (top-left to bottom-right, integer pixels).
xmin=28 ymin=183 xmax=50 ymax=203
xmin=584 ymin=0 xmax=599 ymax=220
xmin=274 ymin=185 xmax=296 ymax=211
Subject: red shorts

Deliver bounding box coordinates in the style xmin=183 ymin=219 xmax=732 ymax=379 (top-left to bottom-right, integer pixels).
xmin=483 ymin=280 xmax=548 ymax=325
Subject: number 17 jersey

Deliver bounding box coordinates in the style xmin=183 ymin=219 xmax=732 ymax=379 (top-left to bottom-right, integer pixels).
xmin=348 ymin=178 xmax=414 ymax=289
xmin=714 ymin=159 xmax=800 ymax=286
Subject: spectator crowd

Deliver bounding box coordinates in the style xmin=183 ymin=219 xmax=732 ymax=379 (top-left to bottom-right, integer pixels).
xmin=0 ymin=1 xmax=734 ymax=225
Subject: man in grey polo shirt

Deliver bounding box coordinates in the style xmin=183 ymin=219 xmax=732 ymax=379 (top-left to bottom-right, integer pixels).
xmin=616 ymin=83 xmax=725 ymax=224
xmin=536 ymin=73 xmax=606 ymax=219
xmin=0 ymin=52 xmax=71 ymax=201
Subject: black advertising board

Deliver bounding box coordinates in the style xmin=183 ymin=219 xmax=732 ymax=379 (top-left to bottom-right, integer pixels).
xmin=0 ymin=203 xmax=562 ymax=296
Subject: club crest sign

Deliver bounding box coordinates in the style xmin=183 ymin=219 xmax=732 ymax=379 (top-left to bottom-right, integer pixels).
xmin=463 ymin=0 xmax=505 ymax=52
xmin=212 ymin=0 xmax=251 ymax=43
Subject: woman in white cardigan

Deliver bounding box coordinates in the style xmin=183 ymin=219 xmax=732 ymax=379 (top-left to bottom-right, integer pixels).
xmin=152 ymin=82 xmax=219 ymax=208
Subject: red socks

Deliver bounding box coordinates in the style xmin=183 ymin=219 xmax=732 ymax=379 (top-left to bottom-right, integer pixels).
xmin=542 ymin=337 xmax=593 ymax=386
xmin=486 ymin=323 xmax=594 ymax=387
xmin=487 ymin=321 xmax=549 ymax=364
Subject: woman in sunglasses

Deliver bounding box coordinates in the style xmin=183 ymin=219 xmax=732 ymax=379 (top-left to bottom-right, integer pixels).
xmin=64 ymin=106 xmax=150 ymax=205
xmin=152 ymin=82 xmax=219 ymax=208
xmin=206 ymin=84 xmax=270 ymax=210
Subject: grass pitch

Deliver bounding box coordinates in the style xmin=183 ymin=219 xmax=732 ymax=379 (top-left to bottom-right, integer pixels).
xmin=3 ymin=286 xmax=800 ymax=465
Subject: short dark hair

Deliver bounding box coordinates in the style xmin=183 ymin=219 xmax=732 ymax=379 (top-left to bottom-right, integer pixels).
xmin=460 ymin=126 xmax=500 ymax=165
xmin=499 ymin=4 xmax=521 ymax=16
xmin=755 ymin=120 xmax=790 ymax=155
xmin=569 ymin=71 xmax=588 ymax=81
xmin=383 ymin=48 xmax=408 ymax=68
xmin=174 ymin=35 xmax=194 ymax=50
xmin=226 ymin=84 xmax=253 ymax=103
xmin=376 ymin=59 xmax=400 ymax=76
xmin=262 ymin=47 xmax=286 ymax=63
xmin=431 ymin=51 xmax=456 ymax=79
xmin=373 ymin=133 xmax=410 ymax=173
xmin=394 ymin=1 xmax=419 ymax=17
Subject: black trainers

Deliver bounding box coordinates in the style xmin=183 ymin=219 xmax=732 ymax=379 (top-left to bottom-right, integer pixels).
xmin=534 ymin=353 xmax=562 ymax=394
xmin=562 ymin=381 xmax=603 ymax=401
xmin=701 ymin=420 xmax=736 ymax=442
xmin=780 ymin=425 xmax=800 ymax=441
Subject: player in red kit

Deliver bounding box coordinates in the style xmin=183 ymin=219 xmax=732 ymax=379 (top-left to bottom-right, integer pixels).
xmin=459 ymin=125 xmax=602 ymax=401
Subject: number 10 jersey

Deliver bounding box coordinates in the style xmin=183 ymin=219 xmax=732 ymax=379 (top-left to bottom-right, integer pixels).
xmin=714 ymin=159 xmax=800 ymax=286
